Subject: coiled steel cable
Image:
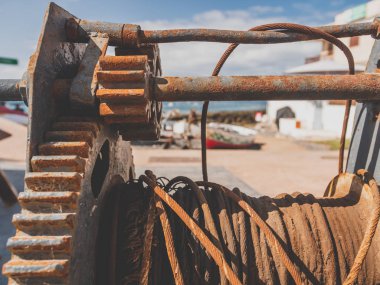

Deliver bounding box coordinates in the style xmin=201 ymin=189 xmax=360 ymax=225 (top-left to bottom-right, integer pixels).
xmin=201 ymin=23 xmax=356 ymax=183
xmin=343 ymin=169 xmax=380 ymax=285
xmin=137 ymin=170 xmax=380 ymax=285
xmin=140 ymin=174 xmax=243 ymax=285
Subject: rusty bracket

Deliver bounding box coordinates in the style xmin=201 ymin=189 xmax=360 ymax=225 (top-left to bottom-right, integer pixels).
xmin=69 ymin=33 xmax=109 ymax=111
xmin=66 ymin=18 xmax=141 ymax=47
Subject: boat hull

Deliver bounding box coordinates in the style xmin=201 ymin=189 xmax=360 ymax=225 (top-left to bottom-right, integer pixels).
xmin=206 ymin=138 xmax=255 ymax=149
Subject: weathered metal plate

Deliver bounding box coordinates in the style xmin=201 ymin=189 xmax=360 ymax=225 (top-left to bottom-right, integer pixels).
xmin=347 ymin=39 xmax=380 ymax=180
xmin=69 ymin=35 xmax=108 ymax=110
xmin=26 ymin=3 xmax=84 ymax=172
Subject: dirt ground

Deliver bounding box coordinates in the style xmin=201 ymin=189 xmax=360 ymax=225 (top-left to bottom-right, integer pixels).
xmin=133 ymin=135 xmax=341 ymax=197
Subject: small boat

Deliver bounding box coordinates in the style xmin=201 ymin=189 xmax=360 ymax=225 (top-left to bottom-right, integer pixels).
xmin=206 ymin=123 xmax=257 ymax=149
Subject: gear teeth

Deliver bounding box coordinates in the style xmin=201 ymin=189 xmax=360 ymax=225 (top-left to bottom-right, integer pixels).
xmin=45 ymin=131 xmax=94 ymax=147
xmin=96 ymin=47 xmax=161 ymax=141
xmin=12 ymin=213 xmax=75 ymax=234
xmin=39 ymin=142 xmax=90 ymax=158
xmin=25 ymin=172 xmax=82 ymax=192
xmin=99 ymin=55 xmax=148 ymax=70
xmin=18 ymin=191 xmax=78 ymax=213
xmin=3 ymin=259 xmax=69 ymax=278
xmin=7 ymin=236 xmax=71 ymax=254
xmin=97 ymin=70 xmax=146 ymax=83
xmin=31 ymin=155 xmax=86 ymax=173
xmin=52 ymin=121 xmax=99 ymax=135
xmin=99 ymin=102 xmax=149 ymax=123
xmin=4 ymin=116 xmax=124 ymax=284
xmin=96 ymin=88 xmax=146 ymax=103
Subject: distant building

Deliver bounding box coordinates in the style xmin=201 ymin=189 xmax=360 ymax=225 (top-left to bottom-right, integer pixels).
xmin=267 ymin=0 xmax=380 ymax=139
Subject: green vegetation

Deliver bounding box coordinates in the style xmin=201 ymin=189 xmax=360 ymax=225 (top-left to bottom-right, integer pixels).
xmin=314 ymin=139 xmax=350 ymax=150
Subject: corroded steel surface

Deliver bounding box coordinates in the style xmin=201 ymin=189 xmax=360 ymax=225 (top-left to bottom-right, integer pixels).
xmin=66 ymin=18 xmax=380 ymax=46
xmin=100 ymin=173 xmax=380 ymax=284
xmin=96 ymin=45 xmax=162 ymax=140
xmin=2 ymin=116 xmax=134 ymax=285
xmin=2 ymin=3 xmax=380 ymax=285
xmin=0 ymin=79 xmax=22 ymax=101
xmin=69 ymin=34 xmax=108 ymax=110
xmin=154 ymin=74 xmax=380 ymax=101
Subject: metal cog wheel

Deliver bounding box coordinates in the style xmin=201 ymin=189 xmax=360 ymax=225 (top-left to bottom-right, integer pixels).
xmin=3 ymin=116 xmax=134 ymax=285
xmin=97 ymin=44 xmax=162 ymax=141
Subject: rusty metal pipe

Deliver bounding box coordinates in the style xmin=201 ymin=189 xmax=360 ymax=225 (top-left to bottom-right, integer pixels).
xmin=66 ymin=18 xmax=380 ymax=46
xmin=154 ymin=74 xmax=380 ymax=101
xmin=0 ymin=79 xmax=22 ymax=101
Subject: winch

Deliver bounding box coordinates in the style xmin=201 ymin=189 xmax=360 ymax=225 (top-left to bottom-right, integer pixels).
xmin=0 ymin=3 xmax=379 ymax=285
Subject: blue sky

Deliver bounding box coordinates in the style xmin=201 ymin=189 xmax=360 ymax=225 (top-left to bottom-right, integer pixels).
xmin=0 ymin=0 xmax=370 ymax=78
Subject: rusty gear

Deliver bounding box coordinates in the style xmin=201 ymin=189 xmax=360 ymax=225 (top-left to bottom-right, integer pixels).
xmin=97 ymin=45 xmax=162 ymax=140
xmin=3 ymin=116 xmax=134 ymax=284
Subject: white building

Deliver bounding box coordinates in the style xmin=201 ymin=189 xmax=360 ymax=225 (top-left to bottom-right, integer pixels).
xmin=267 ymin=0 xmax=380 ymax=139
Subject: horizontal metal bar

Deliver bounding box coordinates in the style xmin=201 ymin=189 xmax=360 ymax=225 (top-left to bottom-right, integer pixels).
xmin=141 ymin=21 xmax=379 ymax=44
xmin=66 ymin=18 xmax=380 ymax=46
xmin=0 ymin=79 xmax=22 ymax=101
xmin=154 ymin=74 xmax=380 ymax=101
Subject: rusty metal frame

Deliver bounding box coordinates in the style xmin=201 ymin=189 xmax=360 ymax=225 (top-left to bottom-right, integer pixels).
xmin=25 ymin=3 xmax=85 ymax=171
xmin=69 ymin=34 xmax=109 ymax=110
xmin=66 ymin=18 xmax=380 ymax=46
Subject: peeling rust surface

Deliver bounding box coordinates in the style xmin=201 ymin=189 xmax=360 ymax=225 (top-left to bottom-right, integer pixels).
xmin=7 ymin=236 xmax=72 ymax=253
xmin=96 ymin=45 xmax=162 ymax=140
xmin=3 ymin=260 xmax=69 ymax=278
xmin=154 ymin=74 xmax=380 ymax=101
xmin=25 ymin=172 xmax=82 ymax=192
xmin=31 ymin=155 xmax=86 ymax=172
xmin=99 ymin=55 xmax=148 ymax=70
xmin=99 ymin=102 xmax=149 ymax=117
xmin=97 ymin=70 xmax=145 ymax=82
xmin=4 ymin=115 xmax=134 ymax=285
xmin=39 ymin=142 xmax=90 ymax=158
xmin=69 ymin=34 xmax=109 ymax=111
xmin=66 ymin=18 xmax=380 ymax=46
xmin=96 ymin=88 xmax=146 ymax=103
xmin=45 ymin=130 xmax=94 ymax=147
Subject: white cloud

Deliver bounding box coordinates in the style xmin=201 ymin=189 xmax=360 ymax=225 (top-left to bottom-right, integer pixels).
xmin=0 ymin=4 xmax=330 ymax=80
xmin=139 ymin=5 xmax=323 ymax=76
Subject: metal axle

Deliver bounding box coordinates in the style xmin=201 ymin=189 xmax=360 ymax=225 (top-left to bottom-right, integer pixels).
xmin=154 ymin=74 xmax=380 ymax=101
xmin=2 ymin=74 xmax=380 ymax=103
xmin=0 ymin=80 xmax=22 ymax=101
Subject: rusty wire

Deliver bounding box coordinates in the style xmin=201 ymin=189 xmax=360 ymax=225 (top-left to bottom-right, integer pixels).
xmin=201 ymin=23 xmax=355 ymax=182
xmin=135 ymin=170 xmax=380 ymax=284
xmin=343 ymin=169 xmax=380 ymax=285
xmin=141 ymin=173 xmax=243 ymax=285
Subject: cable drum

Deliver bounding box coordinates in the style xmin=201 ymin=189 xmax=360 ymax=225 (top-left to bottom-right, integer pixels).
xmin=98 ymin=171 xmax=380 ymax=285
